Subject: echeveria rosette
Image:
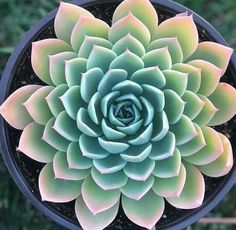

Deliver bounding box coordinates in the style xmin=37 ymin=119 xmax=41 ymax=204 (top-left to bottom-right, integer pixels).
xmin=1 ymin=0 xmax=236 ymax=229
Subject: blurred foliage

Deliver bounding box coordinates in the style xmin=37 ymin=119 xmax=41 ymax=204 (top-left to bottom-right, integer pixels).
xmin=0 ymin=0 xmax=235 ymax=229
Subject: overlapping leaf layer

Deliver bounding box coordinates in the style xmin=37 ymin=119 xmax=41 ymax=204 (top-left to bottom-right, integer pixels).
xmin=1 ymin=0 xmax=235 ymax=229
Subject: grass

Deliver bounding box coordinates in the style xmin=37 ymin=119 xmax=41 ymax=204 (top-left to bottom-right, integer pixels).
xmin=0 ymin=0 xmax=235 ymax=229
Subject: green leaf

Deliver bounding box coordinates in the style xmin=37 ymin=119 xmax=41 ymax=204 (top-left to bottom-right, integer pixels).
xmin=75 ymin=196 xmax=119 ymax=230
xmin=39 ymin=163 xmax=82 ymax=202
xmin=153 ymin=148 xmax=181 ymax=178
xmin=109 ymin=12 xmax=151 ymax=48
xmin=122 ymin=191 xmax=164 ymax=229
xmin=153 ymin=164 xmax=186 ymax=197
xmin=0 ymin=85 xmax=41 ymax=130
xmin=166 ymin=162 xmax=205 ymax=209
xmin=18 ymin=122 xmax=57 ymax=163
xmin=82 ymin=175 xmax=120 ymax=214
xmin=120 ymin=176 xmax=154 ymax=200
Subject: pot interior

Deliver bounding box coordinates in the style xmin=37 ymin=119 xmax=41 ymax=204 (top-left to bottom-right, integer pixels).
xmin=3 ymin=1 xmax=236 ymax=229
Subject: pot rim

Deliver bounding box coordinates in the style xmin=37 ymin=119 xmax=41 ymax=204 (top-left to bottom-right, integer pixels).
xmin=0 ymin=1 xmax=236 ymax=230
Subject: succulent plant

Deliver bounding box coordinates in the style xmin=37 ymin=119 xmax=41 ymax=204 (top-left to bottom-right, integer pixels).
xmin=1 ymin=0 xmax=236 ymax=229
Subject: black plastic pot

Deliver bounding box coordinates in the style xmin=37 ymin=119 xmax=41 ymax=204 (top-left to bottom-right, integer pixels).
xmin=0 ymin=0 xmax=236 ymax=229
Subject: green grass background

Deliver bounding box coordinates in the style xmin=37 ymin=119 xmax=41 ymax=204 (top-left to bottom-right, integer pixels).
xmin=0 ymin=0 xmax=235 ymax=229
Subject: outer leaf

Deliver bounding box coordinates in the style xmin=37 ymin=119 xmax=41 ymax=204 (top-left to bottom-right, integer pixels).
xmin=172 ymin=63 xmax=201 ymax=93
xmin=18 ymin=122 xmax=57 ymax=163
xmin=152 ymin=148 xmax=181 ymax=178
xmin=42 ymin=117 xmax=70 ymax=152
xmin=67 ymin=142 xmax=93 ymax=170
xmin=208 ymin=83 xmax=236 ymax=126
xmin=153 ymin=15 xmax=198 ymax=59
xmin=178 ymin=123 xmax=206 ymax=157
xmin=193 ymin=95 xmax=218 ymax=126
xmin=112 ymin=0 xmax=158 ymax=36
xmin=49 ymin=52 xmax=77 ymax=86
xmin=183 ymin=127 xmax=224 ymax=165
xmin=198 ymin=133 xmax=233 ymax=177
xmin=24 ymin=86 xmax=53 ymax=125
xmin=53 ymin=151 xmax=90 ymax=180
xmin=153 ymin=164 xmax=186 ymax=198
xmin=71 ymin=16 xmax=110 ymax=52
xmin=31 ymin=39 xmax=72 ymax=85
xmin=91 ymin=167 xmax=128 ymax=190
xmin=120 ymin=176 xmax=154 ymax=200
xmin=122 ymin=191 xmax=165 ymax=229
xmin=54 ymin=2 xmax=94 ymax=44
xmin=75 ymin=196 xmax=119 ymax=230
xmin=39 ymin=163 xmax=82 ymax=202
xmin=182 ymin=90 xmax=204 ymax=119
xmin=188 ymin=60 xmax=222 ymax=96
xmin=187 ymin=41 xmax=233 ymax=75
xmin=170 ymin=115 xmax=197 ymax=145
xmin=166 ymin=162 xmax=205 ymax=209
xmin=147 ymin=37 xmax=183 ymax=64
xmin=82 ymin=175 xmax=120 ymax=215
xmin=46 ymin=84 xmax=68 ymax=117
xmin=0 ymin=85 xmax=41 ymax=130
xmin=109 ymin=12 xmax=151 ymax=48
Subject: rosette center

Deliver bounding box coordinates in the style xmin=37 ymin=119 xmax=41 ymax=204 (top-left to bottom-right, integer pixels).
xmin=114 ymin=101 xmax=136 ymax=125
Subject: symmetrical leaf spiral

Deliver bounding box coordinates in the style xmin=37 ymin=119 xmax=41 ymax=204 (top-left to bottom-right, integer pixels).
xmin=1 ymin=0 xmax=236 ymax=229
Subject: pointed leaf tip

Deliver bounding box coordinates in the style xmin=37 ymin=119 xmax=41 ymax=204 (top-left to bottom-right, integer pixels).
xmin=32 ymin=39 xmax=72 ymax=85
xmin=154 ymin=15 xmax=198 ymax=59
xmin=166 ymin=162 xmax=205 ymax=209
xmin=122 ymin=191 xmax=164 ymax=229
xmin=208 ymin=83 xmax=236 ymax=126
xmin=187 ymin=41 xmax=233 ymax=75
xmin=82 ymin=176 xmax=120 ymax=215
xmin=39 ymin=163 xmax=82 ymax=203
xmin=75 ymin=196 xmax=119 ymax=230
xmin=55 ymin=2 xmax=94 ymax=44
xmin=112 ymin=0 xmax=158 ymax=36
xmin=0 ymin=85 xmax=41 ymax=130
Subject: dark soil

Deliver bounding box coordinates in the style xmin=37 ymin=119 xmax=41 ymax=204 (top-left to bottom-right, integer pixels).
xmin=5 ymin=1 xmax=236 ymax=230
